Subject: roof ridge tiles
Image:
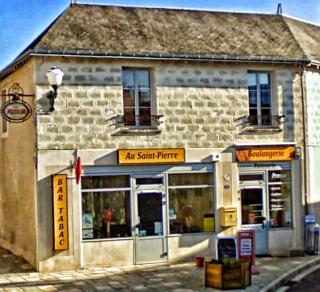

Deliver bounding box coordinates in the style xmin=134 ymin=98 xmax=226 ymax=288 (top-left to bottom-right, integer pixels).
xmin=72 ymin=2 xmax=278 ymax=16
xmin=2 ymin=3 xmax=320 ymax=77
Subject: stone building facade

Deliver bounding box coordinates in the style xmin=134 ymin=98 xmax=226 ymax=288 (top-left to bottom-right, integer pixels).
xmin=0 ymin=4 xmax=319 ymax=271
xmin=36 ymin=59 xmax=304 ymax=149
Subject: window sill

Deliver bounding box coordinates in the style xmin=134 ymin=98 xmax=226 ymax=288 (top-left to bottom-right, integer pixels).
xmin=111 ymin=114 xmax=164 ymax=136
xmin=82 ymin=237 xmax=134 ymax=242
xmin=112 ymin=127 xmax=161 ymax=136
xmin=168 ymin=232 xmax=216 ymax=237
xmin=241 ymin=115 xmax=285 ymax=133
xmin=268 ymin=226 xmax=293 ymax=230
xmin=244 ymin=126 xmax=282 ymax=133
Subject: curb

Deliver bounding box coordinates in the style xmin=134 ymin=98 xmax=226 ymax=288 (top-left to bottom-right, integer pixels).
xmin=260 ymin=255 xmax=320 ymax=292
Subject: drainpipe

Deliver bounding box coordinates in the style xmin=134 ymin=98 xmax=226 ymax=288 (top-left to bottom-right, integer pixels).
xmin=299 ymin=63 xmax=309 ymax=215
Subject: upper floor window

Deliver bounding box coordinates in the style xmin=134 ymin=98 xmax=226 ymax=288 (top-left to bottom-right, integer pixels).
xmin=1 ymin=90 xmax=8 ymax=135
xmin=248 ymin=72 xmax=272 ymax=126
xmin=122 ymin=68 xmax=152 ymax=126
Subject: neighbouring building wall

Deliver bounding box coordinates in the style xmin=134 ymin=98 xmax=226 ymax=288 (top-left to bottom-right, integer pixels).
xmin=305 ymin=70 xmax=320 ymax=216
xmin=0 ymin=60 xmax=37 ymax=266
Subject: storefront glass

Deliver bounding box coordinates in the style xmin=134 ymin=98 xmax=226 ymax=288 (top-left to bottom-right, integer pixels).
xmin=168 ymin=173 xmax=214 ymax=234
xmin=268 ymin=169 xmax=292 ymax=228
xmin=239 ymin=164 xmax=293 ymax=229
xmin=241 ymin=188 xmax=264 ymax=224
xmin=81 ymin=167 xmax=215 ymax=240
xmin=82 ymin=175 xmax=130 ymax=189
xmin=81 ymin=175 xmax=131 ymax=239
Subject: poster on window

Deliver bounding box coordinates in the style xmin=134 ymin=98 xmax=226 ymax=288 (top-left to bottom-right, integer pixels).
xmin=82 ymin=213 xmax=93 ymax=229
xmin=169 ymin=209 xmax=177 ymax=220
xmin=154 ymin=222 xmax=163 ymax=235
xmin=269 ymin=184 xmax=287 ymax=211
xmin=82 ymin=228 xmax=94 ymax=239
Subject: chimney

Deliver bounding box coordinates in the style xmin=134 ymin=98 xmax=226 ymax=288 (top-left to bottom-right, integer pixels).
xmin=277 ymin=3 xmax=283 ymax=15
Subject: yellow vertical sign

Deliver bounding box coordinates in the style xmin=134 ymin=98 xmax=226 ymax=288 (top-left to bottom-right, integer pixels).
xmin=53 ymin=174 xmax=68 ymax=250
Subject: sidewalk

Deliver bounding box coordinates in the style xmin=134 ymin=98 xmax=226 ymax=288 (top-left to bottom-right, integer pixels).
xmin=0 ymin=246 xmax=320 ymax=291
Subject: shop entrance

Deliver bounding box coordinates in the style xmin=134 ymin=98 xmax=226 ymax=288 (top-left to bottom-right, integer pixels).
xmin=240 ymin=185 xmax=268 ymax=255
xmin=133 ymin=175 xmax=168 ymax=264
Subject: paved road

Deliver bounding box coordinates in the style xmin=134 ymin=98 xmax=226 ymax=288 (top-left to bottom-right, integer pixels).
xmin=0 ymin=247 xmax=34 ymax=274
xmin=1 ymin=246 xmax=320 ymax=291
xmin=286 ymin=268 xmax=320 ymax=291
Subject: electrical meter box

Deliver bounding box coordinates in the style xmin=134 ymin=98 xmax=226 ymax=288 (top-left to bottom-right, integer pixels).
xmin=220 ymin=207 xmax=237 ymax=227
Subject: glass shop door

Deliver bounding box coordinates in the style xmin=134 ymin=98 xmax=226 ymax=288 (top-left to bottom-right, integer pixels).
xmin=133 ymin=175 xmax=168 ymax=264
xmin=240 ymin=186 xmax=268 ymax=255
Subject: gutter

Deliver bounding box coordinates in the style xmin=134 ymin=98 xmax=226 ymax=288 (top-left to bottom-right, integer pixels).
xmin=299 ymin=63 xmax=309 ymax=215
xmin=0 ymin=49 xmax=310 ymax=81
xmin=0 ymin=49 xmax=33 ymax=80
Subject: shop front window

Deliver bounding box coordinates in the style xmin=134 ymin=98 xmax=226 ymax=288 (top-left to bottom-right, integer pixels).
xmin=81 ymin=175 xmax=131 ymax=239
xmin=268 ymin=170 xmax=292 ymax=228
xmin=168 ymin=173 xmax=214 ymax=234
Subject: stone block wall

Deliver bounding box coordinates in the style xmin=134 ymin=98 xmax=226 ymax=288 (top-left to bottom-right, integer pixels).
xmin=306 ymin=70 xmax=320 ymax=146
xmin=305 ymin=70 xmax=320 ymax=214
xmin=35 ymin=57 xmax=303 ymax=150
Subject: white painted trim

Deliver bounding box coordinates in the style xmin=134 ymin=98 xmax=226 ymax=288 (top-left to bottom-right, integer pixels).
xmin=234 ymin=141 xmax=296 ymax=146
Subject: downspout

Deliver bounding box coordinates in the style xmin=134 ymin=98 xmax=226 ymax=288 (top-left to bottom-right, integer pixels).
xmin=34 ymin=58 xmax=40 ymax=271
xmin=299 ymin=63 xmax=309 ymax=215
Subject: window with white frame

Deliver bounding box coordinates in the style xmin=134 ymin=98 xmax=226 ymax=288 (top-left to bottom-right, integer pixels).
xmin=168 ymin=173 xmax=215 ymax=234
xmin=81 ymin=175 xmax=132 ymax=239
xmin=248 ymin=72 xmax=272 ymax=126
xmin=268 ymin=169 xmax=292 ymax=228
xmin=122 ymin=68 xmax=152 ymax=126
xmin=1 ymin=90 xmax=8 ymax=135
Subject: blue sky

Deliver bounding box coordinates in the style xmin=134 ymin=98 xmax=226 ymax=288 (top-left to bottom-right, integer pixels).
xmin=1 ymin=0 xmax=320 ymax=70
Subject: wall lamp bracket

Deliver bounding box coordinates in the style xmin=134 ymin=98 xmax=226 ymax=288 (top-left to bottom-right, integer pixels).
xmin=46 ymin=67 xmax=64 ymax=112
xmin=47 ymin=85 xmax=59 ymax=112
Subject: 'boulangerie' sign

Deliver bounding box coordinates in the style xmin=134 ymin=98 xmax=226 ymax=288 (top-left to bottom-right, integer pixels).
xmin=236 ymin=146 xmax=295 ymax=162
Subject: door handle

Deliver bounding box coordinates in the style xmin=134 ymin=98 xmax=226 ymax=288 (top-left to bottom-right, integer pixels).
xmin=160 ymin=252 xmax=168 ymax=258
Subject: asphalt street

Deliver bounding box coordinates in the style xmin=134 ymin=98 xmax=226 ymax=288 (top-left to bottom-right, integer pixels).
xmin=286 ymin=268 xmax=320 ymax=292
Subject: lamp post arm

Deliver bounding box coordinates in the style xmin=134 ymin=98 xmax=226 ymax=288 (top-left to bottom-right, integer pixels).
xmin=48 ymin=85 xmax=58 ymax=112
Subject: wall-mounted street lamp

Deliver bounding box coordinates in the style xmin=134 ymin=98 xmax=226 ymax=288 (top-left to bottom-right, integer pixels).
xmin=46 ymin=67 xmax=64 ymax=112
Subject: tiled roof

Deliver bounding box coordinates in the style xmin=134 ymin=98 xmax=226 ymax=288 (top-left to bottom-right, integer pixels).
xmin=10 ymin=4 xmax=320 ymax=64
xmin=283 ymin=16 xmax=320 ymax=61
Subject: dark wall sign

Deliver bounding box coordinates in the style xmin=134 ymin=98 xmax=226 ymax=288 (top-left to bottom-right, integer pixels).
xmin=1 ymin=100 xmax=32 ymax=123
xmin=217 ymin=237 xmax=237 ymax=260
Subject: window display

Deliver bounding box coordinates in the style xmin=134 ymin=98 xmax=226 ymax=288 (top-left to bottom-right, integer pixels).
xmin=268 ymin=170 xmax=292 ymax=228
xmin=82 ymin=175 xmax=130 ymax=189
xmin=81 ymin=175 xmax=131 ymax=239
xmin=241 ymin=188 xmax=264 ymax=225
xmin=137 ymin=192 xmax=163 ymax=236
xmin=168 ymin=173 xmax=214 ymax=234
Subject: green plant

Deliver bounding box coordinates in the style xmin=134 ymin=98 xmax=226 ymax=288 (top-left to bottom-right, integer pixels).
xmin=209 ymin=258 xmax=242 ymax=265
xmin=208 ymin=258 xmax=243 ymax=271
